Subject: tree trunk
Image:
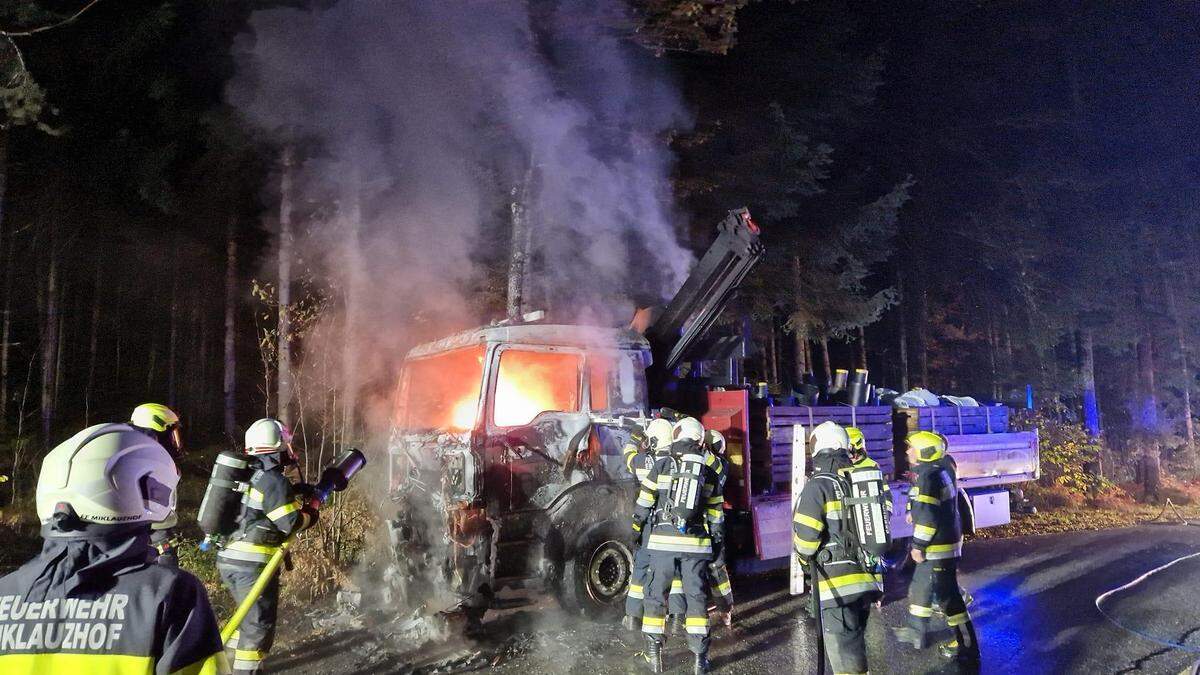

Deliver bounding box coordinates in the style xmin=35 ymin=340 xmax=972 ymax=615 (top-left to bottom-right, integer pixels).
xmin=277 ymin=146 xmax=295 ymax=426
xmin=986 ymin=314 xmax=999 ymax=401
xmin=507 ymin=161 xmax=536 ymax=320
xmin=223 ymin=218 xmax=238 ymax=439
xmin=857 ymin=326 xmax=868 ymax=371
xmin=790 ymin=255 xmax=806 ymax=384
xmin=41 ymin=250 xmax=58 ymax=441
xmin=85 ymin=263 xmax=101 ymax=425
xmin=818 ymin=337 xmax=832 ymax=386
xmin=768 ymin=321 xmax=779 ymax=390
xmin=1079 ymin=328 xmax=1101 ymax=439
xmin=0 ymin=129 xmax=8 ymax=433
xmin=0 ymin=222 xmax=10 ymax=434
xmin=168 ymin=239 xmax=179 ymax=407
xmin=792 ymin=329 xmax=808 ymax=384
xmin=915 ymin=287 xmax=930 ymax=388
xmin=1162 ymin=277 xmax=1194 ymax=461
xmin=1134 ymin=268 xmax=1159 ymax=433
xmin=340 ymin=172 xmax=365 ymax=445
xmin=54 ymin=303 xmax=65 ymax=411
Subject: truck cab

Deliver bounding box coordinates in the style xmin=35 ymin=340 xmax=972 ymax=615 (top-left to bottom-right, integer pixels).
xmin=386 ymin=324 xmax=654 ymax=619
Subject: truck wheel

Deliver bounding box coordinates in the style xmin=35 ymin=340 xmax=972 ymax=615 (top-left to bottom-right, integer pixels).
xmin=557 ymin=525 xmax=632 ymax=620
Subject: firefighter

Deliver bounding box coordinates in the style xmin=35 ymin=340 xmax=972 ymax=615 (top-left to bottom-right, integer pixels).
xmin=792 ymin=421 xmax=882 ymax=675
xmin=634 ymin=416 xmax=723 ymax=674
xmin=217 ymin=418 xmax=318 ymax=675
xmin=667 ymin=428 xmax=731 ymax=631
xmin=130 ymin=403 xmax=185 ymax=567
xmin=846 ymin=426 xmax=894 ymax=517
xmin=703 ymin=430 xmax=734 ymax=621
xmin=893 ymin=431 xmax=980 ymax=665
xmin=0 ymin=423 xmax=227 ymax=674
xmin=624 ymin=417 xmax=676 ymax=631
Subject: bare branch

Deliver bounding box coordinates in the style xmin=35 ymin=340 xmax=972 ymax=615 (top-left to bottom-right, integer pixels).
xmin=0 ymin=0 xmax=105 ymax=38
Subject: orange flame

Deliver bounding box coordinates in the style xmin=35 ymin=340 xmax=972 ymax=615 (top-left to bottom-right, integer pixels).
xmin=491 ymin=350 xmax=581 ymax=427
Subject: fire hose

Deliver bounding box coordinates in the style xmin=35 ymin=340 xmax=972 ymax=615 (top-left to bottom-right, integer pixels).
xmin=220 ymin=448 xmax=366 ymax=643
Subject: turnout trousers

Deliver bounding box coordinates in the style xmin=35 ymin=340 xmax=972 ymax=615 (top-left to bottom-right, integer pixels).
xmin=642 ymin=554 xmax=710 ymax=655
xmin=821 ymin=599 xmax=871 ymax=675
xmin=626 ymin=544 xmax=650 ymax=620
xmin=907 ymin=559 xmax=979 ymax=657
xmin=219 ymin=559 xmax=282 ymax=674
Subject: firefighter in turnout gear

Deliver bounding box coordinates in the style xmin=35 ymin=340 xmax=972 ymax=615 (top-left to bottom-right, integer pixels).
xmin=666 ymin=429 xmax=732 ymax=630
xmin=792 ymin=421 xmax=883 ymax=675
xmin=633 ymin=416 xmax=724 ymax=674
xmin=217 ymin=418 xmax=318 ymax=674
xmin=130 ymin=403 xmax=185 ymax=568
xmin=845 ymin=426 xmax=893 ymax=518
xmin=893 ymin=431 xmax=980 ymax=665
xmin=702 ymin=430 xmax=734 ymax=621
xmin=623 ymin=417 xmax=676 ymax=631
xmin=0 ymin=423 xmax=228 ymax=674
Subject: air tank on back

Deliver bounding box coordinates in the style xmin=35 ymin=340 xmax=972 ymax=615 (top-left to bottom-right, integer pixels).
xmin=197 ymin=449 xmax=253 ymax=547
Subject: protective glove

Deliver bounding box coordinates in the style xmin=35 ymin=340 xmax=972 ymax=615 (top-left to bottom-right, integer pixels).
xmin=631 ymin=522 xmax=644 ymax=547
xmin=300 ymin=503 xmax=320 ymax=530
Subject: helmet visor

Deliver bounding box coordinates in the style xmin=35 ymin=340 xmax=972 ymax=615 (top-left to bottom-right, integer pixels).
xmin=169 ymin=426 xmax=184 ymax=455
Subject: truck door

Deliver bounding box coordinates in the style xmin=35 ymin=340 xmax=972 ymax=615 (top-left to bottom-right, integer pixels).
xmin=485 ymin=346 xmax=587 ymax=512
xmin=587 ymin=350 xmax=650 ymax=478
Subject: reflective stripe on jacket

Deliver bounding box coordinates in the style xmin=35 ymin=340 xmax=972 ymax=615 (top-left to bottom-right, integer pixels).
xmin=792 ymin=473 xmax=883 ymax=607
xmin=0 ymin=525 xmax=228 ymax=675
xmin=217 ymin=465 xmax=312 ymax=566
xmin=632 ymin=451 xmax=721 ymax=557
xmin=910 ymin=460 xmax=963 ymax=560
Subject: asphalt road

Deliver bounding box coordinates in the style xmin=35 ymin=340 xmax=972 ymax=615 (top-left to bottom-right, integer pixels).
xmin=271 ymin=524 xmax=1200 ymax=674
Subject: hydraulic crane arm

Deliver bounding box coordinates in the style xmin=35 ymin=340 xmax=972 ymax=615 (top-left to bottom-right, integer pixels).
xmin=643 ymin=207 xmax=764 ymax=374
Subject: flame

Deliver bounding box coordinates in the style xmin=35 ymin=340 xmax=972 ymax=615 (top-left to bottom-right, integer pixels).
xmin=451 ymin=397 xmax=477 ymax=430
xmin=494 ymin=369 xmax=561 ymax=427
xmin=399 ymin=346 xmax=484 ymax=431
xmin=492 ymin=350 xmax=581 ymax=427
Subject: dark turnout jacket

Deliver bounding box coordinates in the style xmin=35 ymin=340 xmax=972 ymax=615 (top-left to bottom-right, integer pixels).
xmin=909 ymin=459 xmax=963 ymax=560
xmin=217 ymin=457 xmax=314 ymax=567
xmin=792 ymin=454 xmax=884 ymax=608
xmin=0 ymin=523 xmax=227 ymax=675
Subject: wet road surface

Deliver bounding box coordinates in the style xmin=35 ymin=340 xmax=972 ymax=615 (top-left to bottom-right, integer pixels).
xmin=271 ymin=524 xmax=1200 ymax=674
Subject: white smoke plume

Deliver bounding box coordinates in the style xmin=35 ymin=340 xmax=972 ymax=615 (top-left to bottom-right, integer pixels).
xmin=227 ymin=1 xmax=693 ymax=422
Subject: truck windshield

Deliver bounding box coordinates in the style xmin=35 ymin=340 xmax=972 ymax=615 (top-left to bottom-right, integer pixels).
xmin=398 ymin=346 xmax=485 ymax=431
xmin=493 ymin=349 xmax=582 ymax=427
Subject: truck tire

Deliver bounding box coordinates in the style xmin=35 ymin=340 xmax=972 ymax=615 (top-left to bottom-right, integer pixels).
xmin=557 ymin=524 xmax=633 ymax=620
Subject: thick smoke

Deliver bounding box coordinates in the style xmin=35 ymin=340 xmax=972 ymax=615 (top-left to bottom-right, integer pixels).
xmin=227 ymin=1 xmax=693 ymax=426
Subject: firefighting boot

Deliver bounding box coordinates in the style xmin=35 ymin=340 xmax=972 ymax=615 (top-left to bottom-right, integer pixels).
xmin=892 ymin=626 xmax=928 ymax=650
xmin=643 ymin=637 xmax=664 ymax=673
xmin=693 ymin=652 xmax=712 ymax=674
xmin=947 ymin=621 xmax=982 ymax=665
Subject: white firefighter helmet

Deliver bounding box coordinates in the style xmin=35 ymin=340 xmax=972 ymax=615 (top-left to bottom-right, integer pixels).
xmin=645 ymin=418 xmax=675 ymax=452
xmin=704 ymin=429 xmax=727 ymax=456
xmin=245 ymin=417 xmax=292 ymax=455
xmin=36 ymin=423 xmax=179 ymax=525
xmin=810 ymin=420 xmax=850 ymax=455
xmin=673 ymin=417 xmax=706 ymax=446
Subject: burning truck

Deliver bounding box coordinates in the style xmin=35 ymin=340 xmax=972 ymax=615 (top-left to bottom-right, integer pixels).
xmin=383 ymin=208 xmax=765 ymax=622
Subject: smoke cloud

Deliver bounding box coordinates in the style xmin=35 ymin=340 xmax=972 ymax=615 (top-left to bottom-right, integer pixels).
xmin=227 ymin=1 xmax=693 ymax=422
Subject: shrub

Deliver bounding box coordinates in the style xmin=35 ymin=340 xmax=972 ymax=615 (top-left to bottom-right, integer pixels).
xmin=1014 ymin=411 xmax=1112 ymax=496
xmin=1024 ymin=483 xmax=1084 ymax=510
